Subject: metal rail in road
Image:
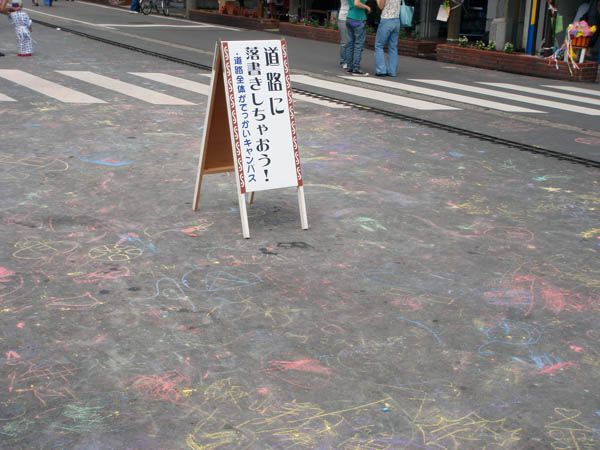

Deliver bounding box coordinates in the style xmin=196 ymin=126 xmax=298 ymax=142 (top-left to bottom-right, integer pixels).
xmin=33 ymin=18 xmax=600 ymax=169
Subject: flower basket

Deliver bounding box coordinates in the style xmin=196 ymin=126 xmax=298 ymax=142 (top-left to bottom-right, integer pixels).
xmin=571 ymin=36 xmax=591 ymax=47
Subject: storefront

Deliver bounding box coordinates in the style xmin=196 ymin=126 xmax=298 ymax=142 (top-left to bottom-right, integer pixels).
xmin=190 ymin=0 xmax=597 ymax=61
xmin=524 ymin=0 xmax=599 ymax=55
xmin=416 ymin=0 xmax=503 ymax=42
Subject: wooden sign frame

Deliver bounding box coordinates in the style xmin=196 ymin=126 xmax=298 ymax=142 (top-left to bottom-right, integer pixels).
xmin=193 ymin=40 xmax=308 ymax=239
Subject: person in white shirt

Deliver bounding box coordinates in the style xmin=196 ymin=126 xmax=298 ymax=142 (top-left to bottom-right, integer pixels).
xmin=338 ymin=0 xmax=349 ymax=69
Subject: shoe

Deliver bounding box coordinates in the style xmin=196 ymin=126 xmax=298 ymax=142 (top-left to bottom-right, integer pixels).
xmin=341 ymin=63 xmax=348 ymax=70
xmin=128 ymin=9 xmax=138 ymax=12
xmin=375 ymin=73 xmax=388 ymax=77
xmin=351 ymin=70 xmax=369 ymax=76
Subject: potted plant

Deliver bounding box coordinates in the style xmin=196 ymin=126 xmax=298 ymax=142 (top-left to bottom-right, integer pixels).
xmin=437 ymin=36 xmax=598 ymax=82
xmin=224 ymin=0 xmax=236 ymax=14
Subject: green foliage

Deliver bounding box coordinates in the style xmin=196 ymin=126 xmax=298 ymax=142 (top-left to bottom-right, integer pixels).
xmin=458 ymin=35 xmax=468 ymax=47
xmin=486 ymin=40 xmax=496 ymax=51
xmin=474 ymin=40 xmax=486 ymax=50
xmin=304 ymin=17 xmax=319 ymax=27
xmin=503 ymin=42 xmax=515 ymax=53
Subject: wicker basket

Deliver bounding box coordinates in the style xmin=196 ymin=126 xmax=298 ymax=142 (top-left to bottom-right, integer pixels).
xmin=571 ymin=36 xmax=591 ymax=47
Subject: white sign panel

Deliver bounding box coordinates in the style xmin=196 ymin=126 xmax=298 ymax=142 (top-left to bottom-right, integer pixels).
xmin=222 ymin=39 xmax=303 ymax=193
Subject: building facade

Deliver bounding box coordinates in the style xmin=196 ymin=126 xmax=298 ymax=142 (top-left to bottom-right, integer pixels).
xmin=415 ymin=0 xmax=597 ymax=55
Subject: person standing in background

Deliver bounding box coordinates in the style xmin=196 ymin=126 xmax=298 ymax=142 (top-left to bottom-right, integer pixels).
xmin=129 ymin=0 xmax=139 ymax=13
xmin=338 ymin=0 xmax=349 ymax=69
xmin=346 ymin=0 xmax=371 ymax=75
xmin=374 ymin=0 xmax=400 ymax=76
xmin=0 ymin=0 xmax=6 ymax=54
xmin=6 ymin=0 xmax=33 ymax=57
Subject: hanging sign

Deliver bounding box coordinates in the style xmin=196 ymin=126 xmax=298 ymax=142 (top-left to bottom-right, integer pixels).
xmin=436 ymin=4 xmax=449 ymax=22
xmin=192 ymin=39 xmax=308 ymax=238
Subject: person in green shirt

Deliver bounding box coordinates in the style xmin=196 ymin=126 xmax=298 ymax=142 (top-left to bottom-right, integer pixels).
xmin=345 ymin=0 xmax=371 ymax=75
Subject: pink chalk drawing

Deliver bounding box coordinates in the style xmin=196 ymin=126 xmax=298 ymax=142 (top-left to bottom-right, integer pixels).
xmin=537 ymin=362 xmax=578 ymax=376
xmin=6 ymin=350 xmax=21 ymax=361
xmin=43 ymin=292 xmax=103 ymax=310
xmin=483 ymin=274 xmax=599 ymax=316
xmin=391 ymin=295 xmax=424 ymax=311
xmin=0 ymin=266 xmax=23 ymax=300
xmin=575 ymin=137 xmax=600 ymax=145
xmin=268 ymin=358 xmax=332 ymax=376
xmin=181 ymin=221 xmax=212 ymax=237
xmin=6 ymin=358 xmax=77 ymax=405
xmin=0 ymin=266 xmax=15 ymax=279
xmin=94 ymin=334 xmax=108 ymax=343
xmin=72 ymin=266 xmax=130 ymax=284
xmin=263 ymin=356 xmax=332 ymax=390
xmin=129 ymin=371 xmax=191 ymax=403
xmin=483 ymin=226 xmax=534 ymax=243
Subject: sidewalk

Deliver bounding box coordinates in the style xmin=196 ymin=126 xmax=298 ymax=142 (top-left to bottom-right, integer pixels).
xmin=183 ymin=6 xmax=599 ymax=82
xmin=1 ymin=22 xmax=599 ymax=448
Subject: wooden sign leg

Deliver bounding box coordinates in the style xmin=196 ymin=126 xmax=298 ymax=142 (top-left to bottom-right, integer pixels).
xmin=297 ymin=186 xmax=308 ymax=230
xmin=238 ymin=193 xmax=251 ymax=238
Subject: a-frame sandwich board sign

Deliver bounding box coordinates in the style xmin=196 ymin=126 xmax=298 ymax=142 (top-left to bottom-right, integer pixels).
xmin=193 ymin=39 xmax=308 ymax=239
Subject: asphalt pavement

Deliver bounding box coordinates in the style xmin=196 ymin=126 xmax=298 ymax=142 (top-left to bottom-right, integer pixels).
xmin=1 ymin=9 xmax=600 ymax=449
xmin=9 ymin=0 xmax=600 ymax=163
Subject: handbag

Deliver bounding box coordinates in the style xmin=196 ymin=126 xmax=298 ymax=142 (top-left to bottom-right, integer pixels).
xmin=400 ymin=0 xmax=414 ymax=27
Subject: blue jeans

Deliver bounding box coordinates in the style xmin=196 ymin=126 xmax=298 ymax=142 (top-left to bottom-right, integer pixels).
xmin=375 ymin=18 xmax=400 ymax=76
xmin=338 ymin=19 xmax=349 ymax=66
xmin=130 ymin=0 xmax=139 ymax=11
xmin=346 ymin=20 xmax=366 ymax=72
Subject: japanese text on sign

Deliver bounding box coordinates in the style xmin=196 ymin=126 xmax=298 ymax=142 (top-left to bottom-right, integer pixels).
xmin=222 ymin=40 xmax=302 ymax=193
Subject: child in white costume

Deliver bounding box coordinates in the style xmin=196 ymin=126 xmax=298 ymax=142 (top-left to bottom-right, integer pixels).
xmin=8 ymin=0 xmax=33 ymax=56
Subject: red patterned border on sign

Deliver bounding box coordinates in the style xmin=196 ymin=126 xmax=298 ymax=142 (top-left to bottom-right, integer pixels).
xmin=222 ymin=42 xmax=246 ymax=194
xmin=281 ymin=40 xmax=303 ymax=187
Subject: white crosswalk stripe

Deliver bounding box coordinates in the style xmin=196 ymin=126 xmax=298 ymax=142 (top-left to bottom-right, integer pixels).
xmin=0 ymin=69 xmax=105 ymax=103
xmin=340 ymin=76 xmax=544 ymax=113
xmin=56 ymin=71 xmax=194 ymax=105
xmin=542 ymin=84 xmax=600 ymax=98
xmin=129 ymin=72 xmax=212 ymax=96
xmin=138 ymin=72 xmax=349 ymax=108
xmin=0 ymin=92 xmax=17 ymax=102
xmin=411 ymin=79 xmax=600 ymax=116
xmin=2 ymin=69 xmax=600 ymax=117
xmin=292 ymin=74 xmax=459 ymax=111
xmin=480 ymin=82 xmax=600 ymax=107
